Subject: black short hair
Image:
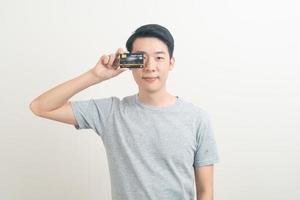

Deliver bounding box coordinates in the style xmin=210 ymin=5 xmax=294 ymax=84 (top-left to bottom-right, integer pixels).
xmin=126 ymin=24 xmax=174 ymax=58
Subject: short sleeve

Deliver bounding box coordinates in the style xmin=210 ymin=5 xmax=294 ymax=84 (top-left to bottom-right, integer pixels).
xmin=193 ymin=112 xmax=220 ymax=167
xmin=70 ymin=97 xmax=116 ymax=136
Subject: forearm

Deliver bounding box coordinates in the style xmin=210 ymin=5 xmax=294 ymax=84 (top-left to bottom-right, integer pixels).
xmin=197 ymin=191 xmax=213 ymax=200
xmin=30 ymin=69 xmax=103 ymax=112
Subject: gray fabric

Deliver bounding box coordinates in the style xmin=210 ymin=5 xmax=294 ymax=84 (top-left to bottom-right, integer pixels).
xmin=70 ymin=93 xmax=219 ymax=200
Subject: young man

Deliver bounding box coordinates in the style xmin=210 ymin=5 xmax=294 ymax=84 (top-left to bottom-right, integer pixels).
xmin=30 ymin=24 xmax=219 ymax=200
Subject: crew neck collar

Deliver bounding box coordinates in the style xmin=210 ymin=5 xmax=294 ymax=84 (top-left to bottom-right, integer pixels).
xmin=134 ymin=93 xmax=181 ymax=111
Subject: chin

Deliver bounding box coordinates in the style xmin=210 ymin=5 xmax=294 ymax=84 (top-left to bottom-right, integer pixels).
xmin=140 ymin=86 xmax=162 ymax=94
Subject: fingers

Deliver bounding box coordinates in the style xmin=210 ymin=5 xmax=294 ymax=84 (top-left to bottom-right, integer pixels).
xmin=112 ymin=48 xmax=127 ymax=68
xmin=101 ymin=48 xmax=128 ymax=68
xmin=116 ymin=48 xmax=126 ymax=57
xmin=100 ymin=55 xmax=110 ymax=66
xmin=100 ymin=54 xmax=115 ymax=68
xmin=108 ymin=53 xmax=116 ymax=67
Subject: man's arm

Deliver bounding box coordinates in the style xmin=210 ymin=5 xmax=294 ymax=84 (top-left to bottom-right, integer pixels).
xmin=29 ymin=48 xmax=127 ymax=125
xmin=29 ymin=70 xmax=102 ymax=125
xmin=194 ymin=165 xmax=214 ymax=200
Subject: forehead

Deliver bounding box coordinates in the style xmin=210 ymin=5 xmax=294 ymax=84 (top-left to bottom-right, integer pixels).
xmin=131 ymin=37 xmax=169 ymax=56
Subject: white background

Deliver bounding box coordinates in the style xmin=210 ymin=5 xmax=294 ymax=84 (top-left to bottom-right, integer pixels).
xmin=1 ymin=0 xmax=300 ymax=199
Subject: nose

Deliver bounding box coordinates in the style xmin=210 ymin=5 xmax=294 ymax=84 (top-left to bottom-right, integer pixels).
xmin=143 ymin=57 xmax=157 ymax=72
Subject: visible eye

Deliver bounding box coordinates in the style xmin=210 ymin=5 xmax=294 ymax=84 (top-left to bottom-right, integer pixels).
xmin=157 ymin=56 xmax=164 ymax=60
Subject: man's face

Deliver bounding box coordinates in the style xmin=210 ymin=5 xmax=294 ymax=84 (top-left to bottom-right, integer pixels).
xmin=131 ymin=37 xmax=175 ymax=94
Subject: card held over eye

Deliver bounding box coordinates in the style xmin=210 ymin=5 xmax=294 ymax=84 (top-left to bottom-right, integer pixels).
xmin=119 ymin=53 xmax=144 ymax=68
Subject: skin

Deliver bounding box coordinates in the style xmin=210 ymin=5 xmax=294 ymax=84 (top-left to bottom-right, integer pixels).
xmin=195 ymin=165 xmax=214 ymax=200
xmin=130 ymin=37 xmax=177 ymax=107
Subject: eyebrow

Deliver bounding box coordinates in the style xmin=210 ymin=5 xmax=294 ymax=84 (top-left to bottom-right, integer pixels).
xmin=154 ymin=51 xmax=166 ymax=54
xmin=134 ymin=50 xmax=166 ymax=55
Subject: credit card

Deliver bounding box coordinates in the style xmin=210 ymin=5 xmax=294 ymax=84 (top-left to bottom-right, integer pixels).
xmin=119 ymin=53 xmax=144 ymax=68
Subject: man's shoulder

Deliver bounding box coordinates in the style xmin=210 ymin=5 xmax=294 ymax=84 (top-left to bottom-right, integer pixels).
xmin=179 ymin=97 xmax=210 ymax=117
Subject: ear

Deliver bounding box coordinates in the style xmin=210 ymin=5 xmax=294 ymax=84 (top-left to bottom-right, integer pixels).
xmin=169 ymin=57 xmax=175 ymax=71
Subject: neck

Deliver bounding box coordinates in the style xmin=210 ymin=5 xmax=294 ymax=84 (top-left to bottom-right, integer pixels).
xmin=137 ymin=88 xmax=177 ymax=107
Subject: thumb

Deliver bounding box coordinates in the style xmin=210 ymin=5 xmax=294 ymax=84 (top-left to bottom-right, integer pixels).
xmin=119 ymin=67 xmax=129 ymax=73
xmin=115 ymin=66 xmax=129 ymax=74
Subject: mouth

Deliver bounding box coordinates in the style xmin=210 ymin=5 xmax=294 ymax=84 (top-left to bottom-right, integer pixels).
xmin=142 ymin=76 xmax=159 ymax=83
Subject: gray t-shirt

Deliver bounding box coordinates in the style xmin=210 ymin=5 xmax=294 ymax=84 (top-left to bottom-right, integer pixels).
xmin=70 ymin=93 xmax=219 ymax=200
